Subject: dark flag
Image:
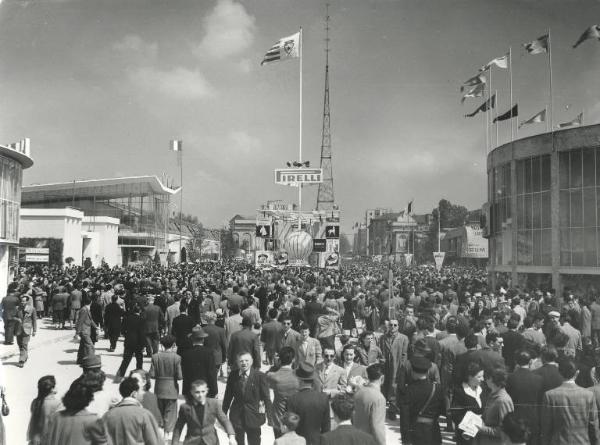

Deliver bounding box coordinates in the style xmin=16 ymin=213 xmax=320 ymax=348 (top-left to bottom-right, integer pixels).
xmin=573 ymin=25 xmax=600 ymax=49
xmin=493 ymin=104 xmax=518 ymax=123
xmin=465 ymin=94 xmax=496 ymax=118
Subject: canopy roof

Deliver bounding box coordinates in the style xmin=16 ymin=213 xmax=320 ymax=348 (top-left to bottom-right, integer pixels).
xmin=22 ymin=176 xmax=180 ymax=203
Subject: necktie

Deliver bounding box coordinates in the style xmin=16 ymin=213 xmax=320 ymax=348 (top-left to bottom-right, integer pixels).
xmin=241 ymin=371 xmax=248 ymax=390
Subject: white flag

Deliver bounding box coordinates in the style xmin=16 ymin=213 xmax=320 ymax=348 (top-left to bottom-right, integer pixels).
xmin=480 ymin=54 xmax=508 ymax=71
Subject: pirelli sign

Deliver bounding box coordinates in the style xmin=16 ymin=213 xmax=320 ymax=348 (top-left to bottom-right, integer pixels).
xmin=274 ymin=168 xmax=323 ymax=186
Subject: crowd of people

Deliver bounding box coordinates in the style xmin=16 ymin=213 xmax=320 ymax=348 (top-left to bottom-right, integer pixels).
xmin=1 ymin=259 xmax=600 ymax=444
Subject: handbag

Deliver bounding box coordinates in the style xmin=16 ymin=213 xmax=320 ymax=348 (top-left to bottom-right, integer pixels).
xmin=1 ymin=393 xmax=9 ymax=416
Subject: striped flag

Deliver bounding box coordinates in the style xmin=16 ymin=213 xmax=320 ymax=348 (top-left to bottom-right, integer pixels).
xmin=558 ymin=112 xmax=583 ymax=128
xmin=261 ymin=32 xmax=300 ymax=66
xmin=170 ymin=140 xmax=183 ymax=152
xmin=573 ymin=25 xmax=600 ymax=49
xmin=523 ymin=34 xmax=549 ymax=54
xmin=461 ymin=82 xmax=485 ymax=103
xmin=480 ymin=54 xmax=508 ymax=71
xmin=460 ymin=73 xmax=486 ymax=92
xmin=519 ymin=109 xmax=546 ymax=128
xmin=465 ymin=94 xmax=496 ymax=118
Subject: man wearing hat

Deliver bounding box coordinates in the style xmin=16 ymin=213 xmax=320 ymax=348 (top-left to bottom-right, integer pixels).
xmin=287 ymin=365 xmax=331 ymax=445
xmin=180 ymin=325 xmax=217 ymax=398
xmin=228 ymin=315 xmax=261 ymax=371
xmin=400 ymin=356 xmax=443 ymax=445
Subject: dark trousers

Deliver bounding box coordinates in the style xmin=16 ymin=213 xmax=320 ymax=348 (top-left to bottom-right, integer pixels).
xmin=145 ymin=332 xmax=159 ymax=356
xmin=108 ymin=331 xmax=119 ymax=350
xmin=3 ymin=319 xmax=15 ymax=344
xmin=117 ymin=347 xmax=143 ymax=376
xmin=157 ymin=398 xmax=178 ymax=433
xmin=77 ymin=333 xmax=95 ymax=364
xmin=234 ymin=424 xmax=261 ymax=445
xmin=17 ymin=333 xmax=30 ymax=363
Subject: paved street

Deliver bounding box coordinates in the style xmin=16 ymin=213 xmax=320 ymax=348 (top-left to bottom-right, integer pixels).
xmin=2 ymin=321 xmax=458 ymax=444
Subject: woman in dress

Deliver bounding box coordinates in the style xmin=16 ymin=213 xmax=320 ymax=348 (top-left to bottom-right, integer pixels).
xmin=27 ymin=375 xmax=61 ymax=445
xmin=450 ymin=362 xmax=484 ymax=445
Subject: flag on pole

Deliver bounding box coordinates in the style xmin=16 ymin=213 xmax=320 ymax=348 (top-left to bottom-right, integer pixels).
xmin=573 ymin=25 xmax=600 ymax=48
xmin=493 ymin=104 xmax=518 ymax=123
xmin=407 ymin=200 xmax=413 ymax=215
xmin=170 ymin=140 xmax=182 ymax=151
xmin=461 ymin=83 xmax=485 ymax=103
xmin=465 ymin=94 xmax=496 ymax=118
xmin=558 ymin=112 xmax=583 ymax=128
xmin=479 ymin=54 xmax=508 ymax=71
xmin=261 ymin=32 xmax=301 ymax=65
xmin=460 ymin=73 xmax=486 ymax=92
xmin=523 ymin=34 xmax=549 ymax=54
xmin=519 ymin=109 xmax=546 ymax=128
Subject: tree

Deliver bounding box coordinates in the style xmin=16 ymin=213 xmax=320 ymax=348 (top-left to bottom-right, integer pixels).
xmin=339 ymin=233 xmax=352 ymax=255
xmin=220 ymin=229 xmax=236 ymax=258
xmin=426 ymin=199 xmax=469 ymax=259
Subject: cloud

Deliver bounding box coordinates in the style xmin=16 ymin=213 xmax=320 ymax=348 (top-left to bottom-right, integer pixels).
xmin=195 ymin=0 xmax=256 ymax=59
xmin=228 ymin=130 xmax=260 ymax=154
xmin=130 ymin=67 xmax=215 ymax=100
xmin=113 ymin=34 xmax=158 ymax=61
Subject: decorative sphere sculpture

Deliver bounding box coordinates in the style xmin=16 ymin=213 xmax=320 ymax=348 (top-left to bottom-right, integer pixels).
xmin=284 ymin=230 xmax=313 ymax=263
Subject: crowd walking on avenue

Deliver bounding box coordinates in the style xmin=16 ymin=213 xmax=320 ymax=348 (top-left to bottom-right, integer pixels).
xmin=0 ymin=259 xmax=600 ymax=444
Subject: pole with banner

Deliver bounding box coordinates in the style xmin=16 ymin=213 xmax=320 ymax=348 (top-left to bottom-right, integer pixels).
xmin=433 ymin=202 xmax=445 ymax=271
xmin=170 ymin=140 xmax=183 ymax=262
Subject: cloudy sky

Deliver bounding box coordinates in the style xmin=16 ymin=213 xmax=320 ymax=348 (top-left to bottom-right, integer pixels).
xmin=2 ymin=0 xmax=600 ymax=231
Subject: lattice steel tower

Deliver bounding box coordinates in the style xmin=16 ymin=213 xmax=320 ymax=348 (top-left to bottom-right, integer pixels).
xmin=316 ymin=4 xmax=335 ymax=210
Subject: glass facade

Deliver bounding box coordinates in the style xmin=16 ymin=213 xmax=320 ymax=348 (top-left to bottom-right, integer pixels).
xmin=559 ymin=147 xmax=600 ymax=267
xmin=0 ymin=155 xmax=23 ymax=243
xmin=516 ymin=155 xmax=551 ymax=266
xmin=489 ymin=162 xmax=511 ymax=265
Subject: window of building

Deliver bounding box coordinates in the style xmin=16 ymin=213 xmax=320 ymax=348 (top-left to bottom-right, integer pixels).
xmin=559 ymin=147 xmax=600 ymax=267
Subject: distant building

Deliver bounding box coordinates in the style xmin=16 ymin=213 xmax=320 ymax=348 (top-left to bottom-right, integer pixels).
xmin=441 ymin=223 xmax=488 ymax=267
xmin=368 ymin=211 xmax=431 ymax=257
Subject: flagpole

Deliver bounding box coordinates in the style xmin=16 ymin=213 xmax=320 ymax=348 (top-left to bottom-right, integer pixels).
xmin=548 ymin=29 xmax=554 ymax=133
xmin=298 ymin=26 xmax=303 ymax=231
xmin=495 ymin=89 xmax=499 ymax=148
xmin=488 ymin=67 xmax=492 ymax=152
xmin=179 ymin=147 xmax=183 ymax=261
xmin=509 ymin=47 xmax=514 ymax=142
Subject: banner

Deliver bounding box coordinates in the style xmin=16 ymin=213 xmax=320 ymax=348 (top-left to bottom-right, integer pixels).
xmin=313 ymin=239 xmax=327 ymax=252
xmin=404 ymin=253 xmax=413 ymax=267
xmin=319 ymin=251 xmax=339 ymax=269
xmin=326 ymin=239 xmax=339 ymax=253
xmin=274 ymin=168 xmax=323 ymax=186
xmin=274 ymin=250 xmax=289 ymax=266
xmin=255 ymin=250 xmax=274 ymax=267
xmin=433 ymin=251 xmax=445 ymax=271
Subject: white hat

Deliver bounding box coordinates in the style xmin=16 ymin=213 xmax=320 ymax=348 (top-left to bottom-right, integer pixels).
xmin=499 ymin=287 xmax=507 ymax=294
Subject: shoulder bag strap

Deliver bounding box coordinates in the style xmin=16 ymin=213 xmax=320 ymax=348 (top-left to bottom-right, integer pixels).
xmin=418 ymin=382 xmax=437 ymax=417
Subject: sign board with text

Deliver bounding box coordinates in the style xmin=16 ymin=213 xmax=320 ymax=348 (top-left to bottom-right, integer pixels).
xmin=274 ymin=168 xmax=323 ymax=186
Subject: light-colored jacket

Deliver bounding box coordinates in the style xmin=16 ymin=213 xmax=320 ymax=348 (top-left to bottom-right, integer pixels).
xmin=542 ymin=381 xmax=600 ymax=445
xmin=314 ymin=362 xmax=347 ymax=396
xmin=353 ymin=385 xmax=386 ymax=445
xmin=102 ymin=398 xmax=162 ymax=445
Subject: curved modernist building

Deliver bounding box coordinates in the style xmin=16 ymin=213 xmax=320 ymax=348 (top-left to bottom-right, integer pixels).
xmin=486 ymin=124 xmax=600 ymax=294
xmin=0 ymin=140 xmax=33 ymax=297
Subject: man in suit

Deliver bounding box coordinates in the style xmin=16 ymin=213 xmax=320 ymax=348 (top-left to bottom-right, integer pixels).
xmin=469 ymin=332 xmax=506 ymax=373
xmin=51 ymin=284 xmax=69 ymax=330
xmin=165 ymin=295 xmax=180 ymax=335
xmin=438 ymin=318 xmax=467 ymax=432
xmin=353 ymin=364 xmax=386 ymax=445
xmin=103 ymin=294 xmax=124 ymax=352
xmin=203 ymin=311 xmax=227 ymax=374
xmin=541 ymin=357 xmax=600 ymax=444
xmin=116 ymin=304 xmax=146 ymax=379
xmin=149 ymin=334 xmax=182 ymax=441
xmin=287 ymin=365 xmax=331 ymax=445
xmin=180 ymin=326 xmax=218 ymax=398
xmin=501 ymin=318 xmax=524 ymax=371
xmin=76 ymin=294 xmax=97 ymax=365
xmin=506 ymin=350 xmax=544 ymax=445
xmin=172 ymin=379 xmax=236 ymax=445
xmin=452 ymin=334 xmax=480 ymax=386
xmin=379 ymin=317 xmax=409 ymax=417
xmin=228 ymin=316 xmax=261 ymax=371
xmin=533 ymin=345 xmax=563 ymax=393
xmin=314 ymin=347 xmax=346 ymax=397
xmin=296 ymin=323 xmax=322 ymax=370
xmin=68 ymin=283 xmax=83 ymax=329
xmin=281 ymin=315 xmax=302 ymax=353
xmin=261 ymin=308 xmax=283 ymax=365
xmin=267 ymin=346 xmax=300 ymax=437
xmin=16 ymin=294 xmax=37 ymax=367
xmin=1 ymin=283 xmax=20 ymax=344
xmin=172 ymin=301 xmax=195 ymax=354
xmin=320 ymin=393 xmax=376 ymax=445
xmin=222 ymin=351 xmax=272 ymax=445
xmin=143 ymin=295 xmax=164 ymax=357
